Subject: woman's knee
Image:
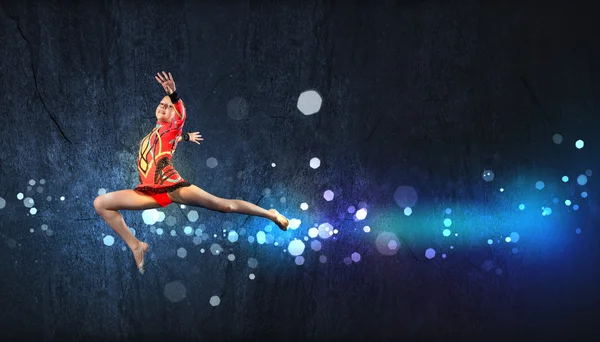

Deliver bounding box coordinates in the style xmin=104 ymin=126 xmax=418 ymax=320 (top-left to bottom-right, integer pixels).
xmin=93 ymin=195 xmax=106 ymax=213
xmin=217 ymin=199 xmax=235 ymax=213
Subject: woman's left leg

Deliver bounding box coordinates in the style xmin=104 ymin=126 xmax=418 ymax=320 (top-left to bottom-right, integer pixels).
xmin=168 ymin=185 xmax=289 ymax=230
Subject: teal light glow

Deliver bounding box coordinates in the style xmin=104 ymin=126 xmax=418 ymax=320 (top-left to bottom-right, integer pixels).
xmin=443 ymin=218 xmax=452 ymax=227
xmin=256 ymin=231 xmax=266 ymax=244
xmin=519 ymin=204 xmax=525 ymax=210
xmin=542 ymin=207 xmax=552 ymax=216
xmin=562 ymin=176 xmax=569 ymax=182
xmin=442 ymin=229 xmax=451 ymax=237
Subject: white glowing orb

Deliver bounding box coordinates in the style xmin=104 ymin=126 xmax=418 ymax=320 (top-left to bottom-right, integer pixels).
xmin=308 ymin=227 xmax=319 ymax=238
xmin=142 ymin=209 xmax=159 ymax=225
xmin=228 ymin=230 xmax=239 ymax=242
xmin=97 ymin=188 xmax=107 ymax=195
xmin=288 ymin=218 xmax=301 ymax=230
xmin=363 ymin=226 xmax=371 ymax=233
xmin=355 ymin=208 xmax=367 ymax=220
xmin=297 ymin=90 xmax=322 ymax=115
xmin=300 ymin=203 xmax=309 ymax=210
xmin=256 ymin=231 xmax=266 ymax=244
xmin=183 ymin=226 xmax=193 ymax=235
xmin=30 ymin=208 xmax=37 ymax=215
xmin=157 ymin=211 xmax=166 ymax=222
xmin=310 ymin=157 xmax=321 ymax=169
xmin=318 ymin=222 xmax=333 ymax=239
xmin=103 ymin=235 xmax=115 ymax=246
xmin=209 ymin=296 xmax=221 ymax=307
xmin=351 ymin=252 xmax=361 ymax=262
xmin=17 ymin=193 xmax=24 ymax=200
xmin=323 ymin=190 xmax=334 ymax=201
xmin=23 ymin=197 xmax=34 ymax=208
xmin=187 ymin=210 xmax=199 ymax=222
xmin=288 ymin=239 xmax=306 ymax=256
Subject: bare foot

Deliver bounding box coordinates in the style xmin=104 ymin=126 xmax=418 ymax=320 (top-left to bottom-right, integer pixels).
xmin=269 ymin=209 xmax=289 ymax=231
xmin=132 ymin=241 xmax=149 ymax=274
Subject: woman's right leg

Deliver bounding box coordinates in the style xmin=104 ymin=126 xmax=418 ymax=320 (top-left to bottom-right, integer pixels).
xmin=93 ymin=189 xmax=161 ymax=270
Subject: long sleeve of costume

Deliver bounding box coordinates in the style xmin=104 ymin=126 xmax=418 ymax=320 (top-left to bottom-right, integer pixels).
xmin=135 ymin=91 xmax=191 ymax=194
xmin=169 ymin=91 xmax=186 ymax=129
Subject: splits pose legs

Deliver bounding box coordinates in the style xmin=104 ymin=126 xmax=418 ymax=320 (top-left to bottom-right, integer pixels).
xmin=93 ymin=71 xmax=289 ymax=274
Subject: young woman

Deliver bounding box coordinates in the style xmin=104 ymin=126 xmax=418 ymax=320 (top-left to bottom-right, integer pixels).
xmin=93 ymin=71 xmax=290 ymax=274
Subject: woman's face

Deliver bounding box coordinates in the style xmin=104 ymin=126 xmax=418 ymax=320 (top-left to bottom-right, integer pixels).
xmin=156 ymin=96 xmax=175 ymax=123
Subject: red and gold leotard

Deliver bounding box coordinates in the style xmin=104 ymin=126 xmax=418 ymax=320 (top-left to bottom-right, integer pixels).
xmin=135 ymin=91 xmax=191 ymax=201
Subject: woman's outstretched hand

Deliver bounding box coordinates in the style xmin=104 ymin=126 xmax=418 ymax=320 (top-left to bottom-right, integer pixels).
xmin=155 ymin=71 xmax=176 ymax=94
xmin=188 ymin=132 xmax=203 ymax=145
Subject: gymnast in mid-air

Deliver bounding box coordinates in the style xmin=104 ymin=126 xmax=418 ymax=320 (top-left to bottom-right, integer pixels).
xmin=93 ymin=71 xmax=290 ymax=274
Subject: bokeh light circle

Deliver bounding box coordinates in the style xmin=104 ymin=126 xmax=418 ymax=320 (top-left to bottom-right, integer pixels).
xmin=297 ymin=90 xmax=322 ymax=115
xmin=355 ymin=208 xmax=367 ymax=220
xmin=288 ymin=239 xmax=306 ymax=256
xmin=209 ymin=296 xmax=221 ymax=307
xmin=206 ymin=157 xmax=218 ymax=168
xmin=103 ymin=235 xmax=115 ymax=246
xmin=552 ymin=134 xmax=563 ymax=144
xmin=393 ymin=186 xmax=418 ymax=208
xmin=425 ymin=248 xmax=436 ymax=259
xmin=164 ymin=281 xmax=187 ymax=303
xmin=310 ymin=158 xmax=321 ymax=169
xmin=482 ymin=170 xmax=495 ymax=182
xmin=375 ymin=232 xmax=400 ymax=256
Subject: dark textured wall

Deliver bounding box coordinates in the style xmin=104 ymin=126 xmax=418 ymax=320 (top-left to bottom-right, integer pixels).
xmin=1 ymin=0 xmax=599 ymax=341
